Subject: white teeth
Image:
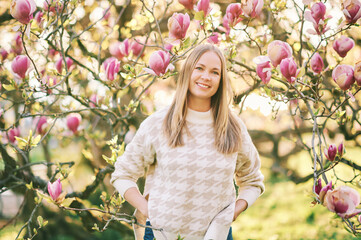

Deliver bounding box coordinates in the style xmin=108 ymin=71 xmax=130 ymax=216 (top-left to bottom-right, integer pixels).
xmin=197 ymin=83 xmax=210 ymax=88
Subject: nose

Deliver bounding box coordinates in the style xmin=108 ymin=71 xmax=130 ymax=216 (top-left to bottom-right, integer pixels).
xmin=201 ymin=71 xmax=211 ymax=80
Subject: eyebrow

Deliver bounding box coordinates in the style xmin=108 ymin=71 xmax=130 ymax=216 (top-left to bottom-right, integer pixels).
xmin=196 ymin=63 xmax=221 ymax=71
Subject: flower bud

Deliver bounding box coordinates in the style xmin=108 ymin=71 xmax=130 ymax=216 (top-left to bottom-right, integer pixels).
xmin=34 ymin=11 xmax=44 ymax=24
xmin=89 ymin=94 xmax=98 ymax=108
xmin=12 ymin=32 xmax=23 ymax=55
xmin=267 ymin=40 xmax=293 ymax=67
xmin=55 ymin=57 xmax=74 ymax=74
xmin=332 ymin=64 xmax=355 ymax=91
xmin=103 ymin=57 xmax=120 ymax=81
xmin=314 ymin=178 xmax=322 ymax=195
xmin=207 ymin=32 xmax=220 ymax=44
xmin=11 ymin=55 xmax=31 ymax=79
xmin=130 ymin=38 xmax=144 ymax=57
xmin=310 ymin=52 xmax=324 ymax=74
xmin=224 ymin=3 xmax=243 ymax=28
xmin=8 ymin=127 xmax=20 ymax=143
xmin=168 ymin=13 xmax=190 ymax=40
xmin=280 ymin=57 xmax=299 ymax=83
xmin=324 ymin=144 xmax=337 ymax=161
xmin=10 ymin=0 xmax=36 ymax=24
xmin=36 ymin=116 xmax=48 ymax=135
xmin=255 ymin=57 xmax=272 ymax=84
xmin=66 ymin=114 xmax=81 ymax=134
xmin=333 ymin=36 xmax=355 ymax=58
xmin=354 ymin=60 xmax=361 ymax=86
xmin=0 ymin=49 xmax=8 ymax=61
xmin=47 ymin=178 xmax=62 ymax=201
xmin=319 ymin=181 xmax=332 ymax=203
xmin=338 ymin=142 xmax=345 ymax=158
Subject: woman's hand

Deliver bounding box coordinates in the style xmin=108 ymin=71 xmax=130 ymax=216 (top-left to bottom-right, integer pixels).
xmin=233 ymin=199 xmax=248 ymax=221
xmin=124 ymin=187 xmax=149 ymax=218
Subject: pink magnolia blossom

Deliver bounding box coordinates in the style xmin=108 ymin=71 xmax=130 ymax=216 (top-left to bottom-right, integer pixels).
xmin=0 ymin=49 xmax=8 ymax=61
xmin=342 ymin=0 xmax=361 ymax=24
xmin=10 ymin=0 xmax=36 ymax=24
xmin=43 ymin=0 xmax=63 ymax=13
xmin=197 ymin=0 xmax=211 ymax=17
xmin=332 ymin=64 xmax=355 ymax=91
xmin=222 ymin=15 xmax=231 ymax=36
xmin=42 ymin=75 xmax=58 ymax=94
xmin=333 ymin=36 xmax=355 ymax=58
xmin=304 ymin=2 xmax=331 ymax=35
xmin=34 ymin=11 xmax=44 ymax=24
xmin=168 ymin=13 xmax=190 ymax=40
xmin=109 ymin=41 xmax=124 ymax=59
xmin=11 ymin=55 xmax=31 ymax=79
xmin=207 ymin=32 xmax=220 ymax=44
xmin=36 ymin=116 xmax=48 ymax=135
xmin=55 ymin=57 xmax=74 ymax=74
xmin=324 ymin=185 xmax=361 ymax=218
xmin=310 ymin=52 xmax=324 ymax=74
xmin=178 ymin=0 xmax=197 ymax=10
xmin=48 ymin=49 xmax=58 ymax=59
xmin=89 ymin=94 xmax=98 ymax=108
xmin=12 ymin=32 xmax=23 ymax=55
xmin=48 ymin=178 xmax=62 ymax=201
xmin=144 ymin=50 xmax=174 ymax=76
xmin=267 ymin=40 xmax=293 ymax=67
xmin=8 ymin=127 xmax=20 ymax=143
xmin=164 ymin=43 xmax=173 ymax=52
xmin=338 ymin=142 xmax=345 ymax=158
xmin=324 ymin=144 xmax=337 ymax=161
xmin=254 ymin=56 xmax=272 ymax=84
xmin=280 ymin=57 xmax=300 ymax=83
xmin=120 ymin=38 xmax=131 ymax=57
xmin=103 ymin=57 xmax=120 ymax=81
xmin=354 ymin=61 xmax=361 ymax=86
xmin=241 ymin=0 xmax=264 ymax=18
xmin=103 ymin=9 xmax=111 ymax=21
xmin=66 ymin=114 xmax=81 ymax=134
xmin=314 ymin=179 xmax=332 ymax=203
xmin=224 ymin=3 xmax=243 ymax=28
xmin=131 ymin=39 xmax=144 ymax=57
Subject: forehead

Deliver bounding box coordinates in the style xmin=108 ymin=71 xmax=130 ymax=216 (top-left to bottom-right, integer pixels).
xmin=195 ymin=51 xmax=222 ymax=69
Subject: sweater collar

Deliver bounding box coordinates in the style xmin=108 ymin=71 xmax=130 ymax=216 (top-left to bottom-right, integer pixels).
xmin=186 ymin=108 xmax=213 ymax=124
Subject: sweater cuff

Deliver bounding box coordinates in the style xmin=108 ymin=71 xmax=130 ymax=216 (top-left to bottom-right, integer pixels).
xmin=112 ymin=179 xmax=138 ymax=198
xmin=237 ymin=187 xmax=262 ymax=208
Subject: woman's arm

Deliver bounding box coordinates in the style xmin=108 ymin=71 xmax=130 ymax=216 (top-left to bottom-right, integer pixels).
xmin=124 ymin=187 xmax=149 ymax=218
xmin=233 ymin=199 xmax=248 ymax=221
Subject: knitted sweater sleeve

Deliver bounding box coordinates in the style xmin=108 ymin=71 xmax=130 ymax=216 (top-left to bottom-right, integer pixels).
xmin=234 ymin=118 xmax=265 ymax=208
xmin=110 ymin=117 xmax=155 ymax=198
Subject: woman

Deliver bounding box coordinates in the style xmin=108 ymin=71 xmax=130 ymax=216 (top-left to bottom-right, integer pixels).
xmin=111 ymin=44 xmax=265 ymax=240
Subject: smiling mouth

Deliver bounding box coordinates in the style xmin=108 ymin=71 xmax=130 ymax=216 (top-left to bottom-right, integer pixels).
xmin=196 ymin=82 xmax=210 ymax=88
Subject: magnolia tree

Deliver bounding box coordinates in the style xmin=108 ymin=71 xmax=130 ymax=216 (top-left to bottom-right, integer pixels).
xmin=0 ymin=0 xmax=361 ymax=239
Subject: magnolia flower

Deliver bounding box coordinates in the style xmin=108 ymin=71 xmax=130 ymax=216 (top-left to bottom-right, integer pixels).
xmin=109 ymin=41 xmax=124 ymax=59
xmin=354 ymin=61 xmax=361 ymax=86
xmin=144 ymin=50 xmax=174 ymax=76
xmin=11 ymin=55 xmax=31 ymax=79
xmin=254 ymin=56 xmax=272 ymax=84
xmin=178 ymin=0 xmax=197 ymax=10
xmin=197 ymin=0 xmax=211 ymax=17
xmin=304 ymin=2 xmax=331 ymax=35
xmin=310 ymin=52 xmax=324 ymax=74
xmin=34 ymin=11 xmax=44 ymax=24
xmin=267 ymin=40 xmax=293 ymax=67
xmin=222 ymin=15 xmax=231 ymax=36
xmin=314 ymin=179 xmax=333 ymax=203
xmin=89 ymin=94 xmax=98 ymax=108
xmin=0 ymin=48 xmax=8 ymax=61
xmin=332 ymin=65 xmax=355 ymax=91
xmin=36 ymin=116 xmax=48 ymax=135
xmin=8 ymin=127 xmax=20 ymax=143
xmin=131 ymin=38 xmax=144 ymax=57
xmin=333 ymin=36 xmax=355 ymax=58
xmin=207 ymin=32 xmax=220 ymax=44
xmin=338 ymin=142 xmax=345 ymax=158
xmin=324 ymin=144 xmax=337 ymax=161
xmin=324 ymin=185 xmax=361 ymax=218
xmin=164 ymin=43 xmax=174 ymax=52
xmin=66 ymin=114 xmax=81 ymax=134
xmin=12 ymin=32 xmax=23 ymax=55
xmin=241 ymin=0 xmax=264 ymax=18
xmin=224 ymin=3 xmax=243 ymax=28
xmin=10 ymin=0 xmax=36 ymax=24
xmin=280 ymin=57 xmax=300 ymax=83
xmin=48 ymin=178 xmax=62 ymax=201
xmin=342 ymin=0 xmax=361 ymax=24
xmin=120 ymin=38 xmax=131 ymax=57
xmin=168 ymin=13 xmax=190 ymax=40
xmin=103 ymin=57 xmax=120 ymax=81
xmin=55 ymin=57 xmax=74 ymax=74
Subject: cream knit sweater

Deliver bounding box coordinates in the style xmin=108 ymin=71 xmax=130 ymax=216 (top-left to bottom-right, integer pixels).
xmin=111 ymin=107 xmax=265 ymax=240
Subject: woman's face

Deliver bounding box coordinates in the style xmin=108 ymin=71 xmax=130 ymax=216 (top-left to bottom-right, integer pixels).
xmin=188 ymin=51 xmax=221 ymax=107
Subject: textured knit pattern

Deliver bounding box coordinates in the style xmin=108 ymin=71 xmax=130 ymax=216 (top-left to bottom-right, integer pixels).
xmin=111 ymin=107 xmax=265 ymax=239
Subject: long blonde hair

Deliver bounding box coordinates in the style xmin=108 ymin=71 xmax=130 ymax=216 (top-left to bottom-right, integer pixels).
xmin=163 ymin=44 xmax=242 ymax=154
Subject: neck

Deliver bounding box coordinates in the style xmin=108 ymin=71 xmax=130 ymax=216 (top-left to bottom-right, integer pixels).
xmin=187 ymin=98 xmax=211 ymax=112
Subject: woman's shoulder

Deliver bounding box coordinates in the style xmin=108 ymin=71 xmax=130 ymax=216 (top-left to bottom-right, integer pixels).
xmin=140 ymin=106 xmax=170 ymax=127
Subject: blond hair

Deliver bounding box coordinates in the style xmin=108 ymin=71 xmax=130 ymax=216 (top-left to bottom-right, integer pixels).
xmin=163 ymin=44 xmax=242 ymax=154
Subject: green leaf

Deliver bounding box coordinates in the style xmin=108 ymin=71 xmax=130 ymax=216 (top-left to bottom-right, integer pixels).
xmin=26 ymin=182 xmax=33 ymax=190
xmin=194 ymin=11 xmax=204 ymax=21
xmin=37 ymin=216 xmax=44 ymax=227
xmin=2 ymin=84 xmax=15 ymax=91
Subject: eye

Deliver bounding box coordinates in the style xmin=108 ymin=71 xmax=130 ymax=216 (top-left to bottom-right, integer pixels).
xmin=195 ymin=66 xmax=203 ymax=70
xmin=213 ymin=71 xmax=220 ymax=75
